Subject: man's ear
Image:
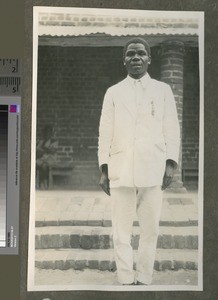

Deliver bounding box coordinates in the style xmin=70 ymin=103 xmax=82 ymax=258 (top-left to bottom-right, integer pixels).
xmin=148 ymin=56 xmax=151 ymax=65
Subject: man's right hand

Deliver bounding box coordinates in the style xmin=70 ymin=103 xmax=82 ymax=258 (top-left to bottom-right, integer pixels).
xmin=99 ymin=164 xmax=110 ymax=196
xmin=99 ymin=173 xmax=110 ymax=196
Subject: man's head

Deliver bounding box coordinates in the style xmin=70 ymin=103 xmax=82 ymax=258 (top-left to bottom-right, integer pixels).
xmin=123 ymin=38 xmax=151 ymax=79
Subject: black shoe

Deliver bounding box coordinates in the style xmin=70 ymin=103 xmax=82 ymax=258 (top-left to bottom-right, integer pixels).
xmin=136 ymin=281 xmax=147 ymax=285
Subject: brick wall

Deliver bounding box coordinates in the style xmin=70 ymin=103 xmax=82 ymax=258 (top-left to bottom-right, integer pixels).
xmin=37 ymin=45 xmax=199 ymax=189
xmin=37 ymin=46 xmax=127 ymax=189
xmin=182 ymin=47 xmax=199 ymax=167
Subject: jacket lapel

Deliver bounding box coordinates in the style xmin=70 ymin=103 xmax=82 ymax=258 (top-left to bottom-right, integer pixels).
xmin=118 ymin=75 xmax=157 ymax=119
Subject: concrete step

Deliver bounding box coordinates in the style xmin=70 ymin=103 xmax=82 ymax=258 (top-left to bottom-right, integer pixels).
xmin=35 ymin=209 xmax=198 ymax=228
xmin=35 ymin=225 xmax=198 ymax=250
xmin=35 ymin=216 xmax=198 ymax=228
xmin=35 ymin=248 xmax=198 ymax=271
xmin=35 ymin=192 xmax=198 ymax=227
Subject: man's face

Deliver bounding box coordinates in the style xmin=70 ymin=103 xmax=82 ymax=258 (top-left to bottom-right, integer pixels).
xmin=124 ymin=43 xmax=151 ymax=79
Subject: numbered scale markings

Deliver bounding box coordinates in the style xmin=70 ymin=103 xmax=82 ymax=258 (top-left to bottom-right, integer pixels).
xmin=0 ymin=77 xmax=21 ymax=95
xmin=0 ymin=59 xmax=20 ymax=76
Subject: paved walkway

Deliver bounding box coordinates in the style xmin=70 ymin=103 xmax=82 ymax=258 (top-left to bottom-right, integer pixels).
xmin=35 ymin=190 xmax=199 ymax=227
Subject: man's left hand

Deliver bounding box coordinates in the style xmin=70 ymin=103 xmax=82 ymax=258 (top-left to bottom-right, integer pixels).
xmin=161 ymin=160 xmax=177 ymax=190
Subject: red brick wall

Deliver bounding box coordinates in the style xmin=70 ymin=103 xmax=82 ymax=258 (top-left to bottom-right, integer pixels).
xmin=36 ymin=45 xmax=199 ymax=189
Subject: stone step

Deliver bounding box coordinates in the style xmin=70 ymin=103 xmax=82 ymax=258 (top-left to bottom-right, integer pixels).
xmin=35 ymin=248 xmax=198 ymax=271
xmin=35 ymin=226 xmax=198 ymax=250
xmin=36 ymin=218 xmax=198 ymax=228
xmin=35 ymin=192 xmax=198 ymax=227
xmin=35 ymin=210 xmax=198 ymax=228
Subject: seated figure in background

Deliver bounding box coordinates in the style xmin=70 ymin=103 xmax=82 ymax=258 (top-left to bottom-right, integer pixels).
xmin=36 ymin=125 xmax=58 ymax=189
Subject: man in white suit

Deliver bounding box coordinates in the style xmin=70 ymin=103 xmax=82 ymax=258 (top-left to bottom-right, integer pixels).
xmin=98 ymin=38 xmax=180 ymax=285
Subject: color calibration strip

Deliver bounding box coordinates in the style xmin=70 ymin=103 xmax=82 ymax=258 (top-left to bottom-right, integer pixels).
xmin=0 ymin=105 xmax=8 ymax=247
xmin=0 ymin=98 xmax=20 ymax=255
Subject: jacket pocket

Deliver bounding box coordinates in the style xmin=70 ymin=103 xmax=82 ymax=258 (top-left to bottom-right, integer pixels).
xmin=108 ymin=150 xmax=123 ymax=180
xmin=110 ymin=144 xmax=123 ymax=156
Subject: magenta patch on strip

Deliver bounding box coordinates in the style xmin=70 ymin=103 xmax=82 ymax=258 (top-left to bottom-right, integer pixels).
xmin=10 ymin=105 xmax=19 ymax=113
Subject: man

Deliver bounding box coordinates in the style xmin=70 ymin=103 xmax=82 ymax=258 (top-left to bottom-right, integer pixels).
xmin=36 ymin=125 xmax=58 ymax=189
xmin=98 ymin=38 xmax=180 ymax=285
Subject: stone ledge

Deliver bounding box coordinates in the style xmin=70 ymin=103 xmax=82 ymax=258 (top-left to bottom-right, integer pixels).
xmin=35 ymin=226 xmax=198 ymax=250
xmin=35 ymin=248 xmax=198 ymax=271
xmin=36 ymin=219 xmax=198 ymax=228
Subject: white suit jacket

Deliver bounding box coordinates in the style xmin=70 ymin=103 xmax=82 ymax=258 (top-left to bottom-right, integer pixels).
xmin=98 ymin=74 xmax=180 ymax=188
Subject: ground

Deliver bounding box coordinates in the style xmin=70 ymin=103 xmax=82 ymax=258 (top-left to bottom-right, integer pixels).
xmin=35 ymin=268 xmax=198 ymax=288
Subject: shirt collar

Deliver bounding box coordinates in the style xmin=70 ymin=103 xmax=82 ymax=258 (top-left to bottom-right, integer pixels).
xmin=127 ymin=73 xmax=151 ymax=89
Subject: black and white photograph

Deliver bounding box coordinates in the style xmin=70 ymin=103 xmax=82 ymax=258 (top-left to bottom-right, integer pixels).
xmin=28 ymin=7 xmax=204 ymax=291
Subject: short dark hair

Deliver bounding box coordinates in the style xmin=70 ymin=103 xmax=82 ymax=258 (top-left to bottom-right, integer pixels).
xmin=123 ymin=37 xmax=151 ymax=58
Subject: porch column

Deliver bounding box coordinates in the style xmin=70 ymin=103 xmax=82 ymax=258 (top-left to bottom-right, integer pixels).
xmin=160 ymin=40 xmax=185 ymax=191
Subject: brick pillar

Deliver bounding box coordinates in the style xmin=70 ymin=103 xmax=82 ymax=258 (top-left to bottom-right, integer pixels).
xmin=160 ymin=40 xmax=186 ymax=192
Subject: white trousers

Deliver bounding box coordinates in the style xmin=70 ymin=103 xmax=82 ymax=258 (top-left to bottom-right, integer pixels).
xmin=111 ymin=186 xmax=163 ymax=284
